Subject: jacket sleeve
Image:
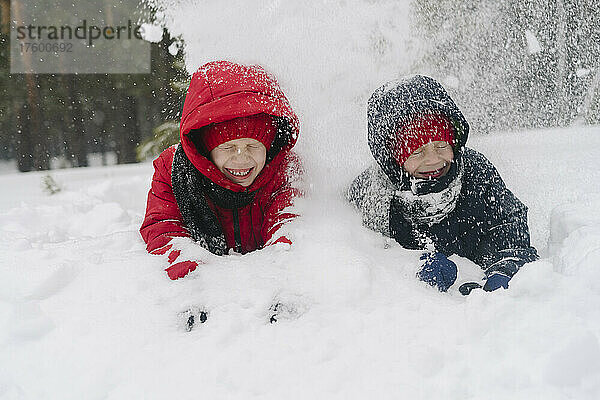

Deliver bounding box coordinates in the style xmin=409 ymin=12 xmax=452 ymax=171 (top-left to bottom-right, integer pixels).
xmin=140 ymin=148 xmax=204 ymax=280
xmin=140 ymin=146 xmax=190 ymax=254
xmin=347 ymin=164 xmax=395 ymax=237
xmin=470 ymin=157 xmax=539 ymax=277
xmin=262 ymin=152 xmax=303 ymax=246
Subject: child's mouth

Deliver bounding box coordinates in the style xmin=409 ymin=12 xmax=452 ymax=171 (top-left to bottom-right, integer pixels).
xmin=419 ymin=167 xmax=445 ymax=179
xmin=225 ymin=167 xmax=253 ymax=179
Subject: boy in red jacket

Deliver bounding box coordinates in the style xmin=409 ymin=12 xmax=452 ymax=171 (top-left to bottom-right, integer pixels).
xmin=140 ymin=61 xmax=302 ymax=281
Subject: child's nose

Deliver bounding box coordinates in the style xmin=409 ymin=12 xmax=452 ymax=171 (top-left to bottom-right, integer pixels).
xmin=232 ymin=146 xmax=251 ymax=159
xmin=422 ymin=147 xmax=438 ymax=162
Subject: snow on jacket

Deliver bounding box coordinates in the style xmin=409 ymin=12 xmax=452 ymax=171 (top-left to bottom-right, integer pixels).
xmin=140 ymin=61 xmax=302 ymax=273
xmin=348 ymin=75 xmax=538 ymax=278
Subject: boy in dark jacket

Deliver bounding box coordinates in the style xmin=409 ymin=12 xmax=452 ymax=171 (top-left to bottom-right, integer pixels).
xmin=348 ymin=75 xmax=538 ymax=295
xmin=140 ymin=61 xmax=302 ymax=281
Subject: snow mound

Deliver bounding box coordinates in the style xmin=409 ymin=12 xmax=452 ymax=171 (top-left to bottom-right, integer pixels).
xmin=2 ymin=126 xmax=600 ymax=399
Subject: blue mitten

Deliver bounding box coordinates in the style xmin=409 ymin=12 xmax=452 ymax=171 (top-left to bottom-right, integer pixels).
xmin=483 ymin=272 xmax=511 ymax=292
xmin=417 ymin=252 xmax=458 ymax=292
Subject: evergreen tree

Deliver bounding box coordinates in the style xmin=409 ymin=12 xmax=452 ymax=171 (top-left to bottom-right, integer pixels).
xmin=0 ymin=0 xmax=188 ymax=171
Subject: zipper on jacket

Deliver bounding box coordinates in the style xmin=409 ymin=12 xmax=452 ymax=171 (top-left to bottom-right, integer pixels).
xmin=232 ymin=208 xmax=242 ymax=253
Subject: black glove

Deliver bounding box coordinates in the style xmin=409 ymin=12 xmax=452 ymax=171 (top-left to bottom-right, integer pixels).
xmin=459 ymin=272 xmax=512 ymax=295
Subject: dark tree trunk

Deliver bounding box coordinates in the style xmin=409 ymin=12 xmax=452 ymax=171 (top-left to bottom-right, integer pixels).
xmin=65 ymin=75 xmax=88 ymax=167
xmin=11 ymin=1 xmax=48 ymax=170
xmin=26 ymin=74 xmax=49 ymax=170
xmin=0 ymin=0 xmax=9 ymax=35
xmin=15 ymin=102 xmax=33 ymax=172
xmin=116 ymin=94 xmax=139 ymax=164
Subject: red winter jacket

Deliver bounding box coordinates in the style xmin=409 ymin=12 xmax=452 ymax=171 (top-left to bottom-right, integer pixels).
xmin=140 ymin=61 xmax=301 ymax=279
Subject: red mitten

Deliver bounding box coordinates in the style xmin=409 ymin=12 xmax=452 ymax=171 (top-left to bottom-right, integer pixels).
xmin=166 ymin=260 xmax=199 ymax=280
xmin=150 ymin=243 xmax=173 ymax=255
xmin=150 ymin=239 xmax=202 ymax=280
xmin=270 ymin=236 xmax=292 ymax=246
xmin=167 ymin=249 xmax=181 ymax=263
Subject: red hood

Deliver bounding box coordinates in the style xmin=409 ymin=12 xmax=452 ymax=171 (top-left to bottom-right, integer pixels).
xmin=180 ymin=61 xmax=300 ymax=192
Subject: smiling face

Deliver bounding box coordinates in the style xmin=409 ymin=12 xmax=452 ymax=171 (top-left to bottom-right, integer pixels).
xmin=209 ymin=138 xmax=267 ymax=186
xmin=403 ymin=141 xmax=454 ymax=179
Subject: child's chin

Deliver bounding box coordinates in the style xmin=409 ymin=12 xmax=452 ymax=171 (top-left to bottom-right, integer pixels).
xmin=227 ymin=176 xmax=255 ymax=187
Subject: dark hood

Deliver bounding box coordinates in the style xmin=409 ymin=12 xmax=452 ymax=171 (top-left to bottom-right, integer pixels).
xmin=367 ymin=75 xmax=469 ymax=188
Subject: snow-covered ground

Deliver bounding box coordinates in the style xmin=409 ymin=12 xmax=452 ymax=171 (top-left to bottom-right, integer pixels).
xmin=2 ymin=125 xmax=600 ymax=399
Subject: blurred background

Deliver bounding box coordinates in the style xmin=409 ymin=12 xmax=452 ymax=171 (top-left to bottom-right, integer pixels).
xmin=0 ymin=0 xmax=599 ymax=173
xmin=0 ymin=0 xmax=188 ymax=172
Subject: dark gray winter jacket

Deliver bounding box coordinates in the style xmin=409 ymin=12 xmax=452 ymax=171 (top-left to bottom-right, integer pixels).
xmin=348 ymin=75 xmax=538 ymax=277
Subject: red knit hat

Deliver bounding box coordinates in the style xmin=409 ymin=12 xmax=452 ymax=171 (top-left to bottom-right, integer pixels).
xmin=392 ymin=113 xmax=455 ymax=166
xmin=200 ymin=113 xmax=278 ymax=153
